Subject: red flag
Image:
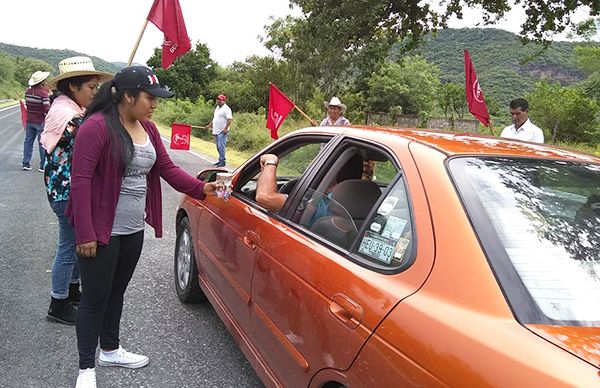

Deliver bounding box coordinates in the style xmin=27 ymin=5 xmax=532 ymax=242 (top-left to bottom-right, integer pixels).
xmin=147 ymin=0 xmax=191 ymax=69
xmin=266 ymin=83 xmax=295 ymax=140
xmin=170 ymin=122 xmax=191 ymax=150
xmin=464 ymin=49 xmax=490 ymax=127
xmin=19 ymin=99 xmax=27 ymax=128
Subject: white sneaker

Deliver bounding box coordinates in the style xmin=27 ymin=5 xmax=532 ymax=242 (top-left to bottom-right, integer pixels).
xmin=75 ymin=368 xmax=96 ymax=388
xmin=98 ymin=346 xmax=149 ymax=369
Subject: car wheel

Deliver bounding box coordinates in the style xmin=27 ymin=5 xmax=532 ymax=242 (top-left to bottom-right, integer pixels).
xmin=174 ymin=217 xmax=206 ymax=303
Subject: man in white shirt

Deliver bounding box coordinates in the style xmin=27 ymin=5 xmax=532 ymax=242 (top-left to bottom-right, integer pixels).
xmin=500 ymin=98 xmax=544 ymax=143
xmin=206 ymin=94 xmax=233 ymax=167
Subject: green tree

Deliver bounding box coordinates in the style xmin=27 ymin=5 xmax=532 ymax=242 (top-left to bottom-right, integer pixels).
xmin=14 ymin=57 xmax=53 ymax=88
xmin=438 ymin=82 xmax=467 ymax=127
xmin=526 ymin=79 xmax=600 ymax=144
xmin=289 ymin=0 xmax=599 ymax=51
xmin=366 ymin=56 xmax=440 ymax=115
xmin=147 ymin=42 xmax=217 ymax=102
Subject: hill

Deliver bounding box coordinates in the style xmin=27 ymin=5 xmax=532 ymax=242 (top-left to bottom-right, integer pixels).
xmin=0 ymin=42 xmax=121 ymax=74
xmin=395 ymin=28 xmax=585 ymax=106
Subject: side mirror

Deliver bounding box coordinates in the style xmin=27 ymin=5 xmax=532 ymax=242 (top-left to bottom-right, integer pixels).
xmin=196 ymin=168 xmax=229 ymax=182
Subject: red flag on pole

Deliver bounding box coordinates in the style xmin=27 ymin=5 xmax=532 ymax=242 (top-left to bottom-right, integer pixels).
xmin=266 ymin=83 xmax=295 ymax=140
xmin=464 ymin=49 xmax=490 ymax=127
xmin=19 ymin=99 xmax=27 ymax=128
xmin=147 ymin=0 xmax=191 ymax=69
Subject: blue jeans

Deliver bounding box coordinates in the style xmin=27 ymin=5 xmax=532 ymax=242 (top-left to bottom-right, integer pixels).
xmin=215 ymin=131 xmax=228 ymax=165
xmin=49 ymin=200 xmax=80 ymax=299
xmin=23 ymin=122 xmax=45 ymax=169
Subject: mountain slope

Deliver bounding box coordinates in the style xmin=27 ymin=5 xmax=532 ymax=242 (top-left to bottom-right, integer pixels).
xmin=396 ymin=28 xmax=585 ymax=105
xmin=0 ymin=42 xmax=121 ymax=74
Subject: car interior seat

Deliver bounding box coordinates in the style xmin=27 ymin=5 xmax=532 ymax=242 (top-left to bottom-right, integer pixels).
xmin=331 ymin=179 xmax=382 ymax=227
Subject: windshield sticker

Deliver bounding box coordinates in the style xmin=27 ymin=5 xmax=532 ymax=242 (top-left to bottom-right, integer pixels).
xmin=378 ymin=196 xmax=400 ymax=216
xmin=393 ymin=238 xmax=411 ymax=261
xmin=381 ymin=216 xmax=407 ymax=239
xmin=358 ymin=231 xmax=396 ymax=264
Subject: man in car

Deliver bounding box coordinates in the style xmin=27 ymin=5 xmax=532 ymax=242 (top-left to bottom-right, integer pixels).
xmin=256 ymin=153 xmax=364 ymax=215
xmin=500 ymin=98 xmax=544 ymax=143
xmin=256 ymin=154 xmax=287 ymax=212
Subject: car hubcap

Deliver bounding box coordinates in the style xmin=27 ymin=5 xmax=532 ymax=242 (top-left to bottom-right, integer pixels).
xmin=177 ymin=229 xmax=192 ymax=290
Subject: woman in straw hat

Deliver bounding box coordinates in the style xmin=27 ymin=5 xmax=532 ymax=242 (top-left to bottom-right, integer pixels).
xmin=22 ymin=70 xmax=51 ymax=171
xmin=316 ymin=96 xmax=351 ymax=127
xmin=66 ymin=66 xmax=218 ymax=388
xmin=40 ymin=56 xmax=113 ymax=327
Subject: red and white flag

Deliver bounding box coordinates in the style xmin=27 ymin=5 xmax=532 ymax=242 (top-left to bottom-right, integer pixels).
xmin=266 ymin=83 xmax=295 ymax=140
xmin=147 ymin=0 xmax=191 ymax=69
xmin=464 ymin=49 xmax=490 ymax=127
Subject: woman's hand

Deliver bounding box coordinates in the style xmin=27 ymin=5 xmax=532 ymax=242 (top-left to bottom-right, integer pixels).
xmin=77 ymin=241 xmax=97 ymax=257
xmin=202 ymin=182 xmax=219 ymax=196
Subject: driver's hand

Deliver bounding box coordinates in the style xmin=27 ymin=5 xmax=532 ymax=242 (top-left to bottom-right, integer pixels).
xmin=260 ymin=154 xmax=279 ymax=168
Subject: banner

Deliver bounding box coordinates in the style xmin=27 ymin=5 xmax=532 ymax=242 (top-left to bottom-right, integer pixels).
xmin=170 ymin=122 xmax=191 ymax=150
xmin=266 ymin=83 xmax=295 ymax=140
xmin=147 ymin=0 xmax=192 ymax=69
xmin=464 ymin=49 xmax=490 ymax=127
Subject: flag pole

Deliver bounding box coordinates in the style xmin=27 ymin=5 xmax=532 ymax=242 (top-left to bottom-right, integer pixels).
xmin=488 ymin=121 xmax=496 ymax=136
xmin=293 ymin=105 xmax=314 ymax=124
xmin=128 ymin=19 xmax=149 ymax=66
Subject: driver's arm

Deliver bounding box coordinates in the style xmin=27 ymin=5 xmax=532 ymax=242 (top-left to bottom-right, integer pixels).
xmin=256 ymin=154 xmax=287 ymax=212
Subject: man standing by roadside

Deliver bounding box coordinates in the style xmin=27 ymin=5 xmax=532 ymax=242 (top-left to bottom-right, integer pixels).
xmin=23 ymin=70 xmax=51 ymax=171
xmin=205 ymin=94 xmax=232 ymax=167
xmin=500 ymin=98 xmax=544 ymax=143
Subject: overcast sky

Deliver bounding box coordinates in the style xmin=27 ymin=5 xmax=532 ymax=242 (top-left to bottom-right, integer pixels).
xmin=0 ymin=1 xmax=589 ymax=67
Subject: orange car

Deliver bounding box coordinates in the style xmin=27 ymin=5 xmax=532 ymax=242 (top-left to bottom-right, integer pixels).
xmin=174 ymin=126 xmax=600 ymax=387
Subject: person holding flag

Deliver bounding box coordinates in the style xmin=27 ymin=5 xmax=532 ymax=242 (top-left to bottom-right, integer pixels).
xmin=312 ymin=97 xmax=351 ymax=127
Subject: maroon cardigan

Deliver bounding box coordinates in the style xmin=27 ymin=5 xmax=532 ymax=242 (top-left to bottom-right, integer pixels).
xmin=66 ymin=113 xmax=206 ymax=245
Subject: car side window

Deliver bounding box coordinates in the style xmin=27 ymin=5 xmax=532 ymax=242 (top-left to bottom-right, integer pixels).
xmin=291 ymin=144 xmax=402 ymax=255
xmin=355 ymin=177 xmax=414 ymax=269
xmin=236 ymin=140 xmax=329 ymax=203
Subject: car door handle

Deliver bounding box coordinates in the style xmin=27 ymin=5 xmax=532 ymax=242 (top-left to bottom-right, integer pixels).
xmin=329 ymin=294 xmax=363 ymax=330
xmin=243 ymin=231 xmax=260 ymax=250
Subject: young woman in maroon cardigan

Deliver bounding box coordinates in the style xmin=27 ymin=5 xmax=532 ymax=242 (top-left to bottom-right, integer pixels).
xmin=68 ymin=66 xmax=218 ymax=388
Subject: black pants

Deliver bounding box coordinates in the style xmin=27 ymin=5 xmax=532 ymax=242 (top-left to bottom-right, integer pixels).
xmin=76 ymin=231 xmax=144 ymax=369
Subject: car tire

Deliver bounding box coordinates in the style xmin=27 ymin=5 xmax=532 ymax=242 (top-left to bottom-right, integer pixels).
xmin=174 ymin=217 xmax=207 ymax=303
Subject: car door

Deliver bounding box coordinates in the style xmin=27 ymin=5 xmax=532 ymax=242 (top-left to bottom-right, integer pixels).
xmin=248 ymin=134 xmax=435 ymax=387
xmin=195 ymin=134 xmax=336 ymax=342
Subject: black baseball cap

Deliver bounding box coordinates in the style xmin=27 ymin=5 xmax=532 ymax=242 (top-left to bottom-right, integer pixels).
xmin=112 ymin=66 xmax=174 ymax=98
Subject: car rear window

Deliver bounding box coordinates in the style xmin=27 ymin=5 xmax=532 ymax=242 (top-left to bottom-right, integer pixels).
xmin=449 ymin=156 xmax=600 ymax=326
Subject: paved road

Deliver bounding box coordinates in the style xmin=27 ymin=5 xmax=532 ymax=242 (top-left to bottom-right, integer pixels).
xmin=0 ymin=105 xmax=262 ymax=388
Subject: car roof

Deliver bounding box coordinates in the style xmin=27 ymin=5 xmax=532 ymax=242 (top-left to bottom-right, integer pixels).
xmin=293 ymin=125 xmax=600 ymax=163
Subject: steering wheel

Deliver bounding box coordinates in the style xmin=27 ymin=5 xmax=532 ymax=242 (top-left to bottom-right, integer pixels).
xmin=278 ymin=178 xmax=299 ymax=194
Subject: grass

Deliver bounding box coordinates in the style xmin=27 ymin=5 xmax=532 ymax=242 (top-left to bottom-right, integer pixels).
xmin=0 ymin=99 xmax=18 ymax=109
xmin=156 ymin=124 xmax=253 ymax=169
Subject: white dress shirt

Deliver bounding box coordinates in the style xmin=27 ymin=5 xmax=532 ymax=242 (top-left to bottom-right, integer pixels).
xmin=501 ymin=119 xmax=544 ymax=143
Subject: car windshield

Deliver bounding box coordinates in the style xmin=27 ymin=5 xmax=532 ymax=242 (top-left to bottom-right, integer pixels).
xmin=449 ymin=156 xmax=600 ymax=326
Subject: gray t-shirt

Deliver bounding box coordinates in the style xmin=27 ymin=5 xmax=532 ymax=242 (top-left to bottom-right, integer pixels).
xmin=111 ymin=136 xmax=156 ymax=236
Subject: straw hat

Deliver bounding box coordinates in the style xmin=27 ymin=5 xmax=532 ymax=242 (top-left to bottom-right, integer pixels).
xmin=46 ymin=56 xmax=113 ymax=90
xmin=324 ymin=97 xmax=347 ymax=113
xmin=28 ymin=71 xmax=50 ymax=86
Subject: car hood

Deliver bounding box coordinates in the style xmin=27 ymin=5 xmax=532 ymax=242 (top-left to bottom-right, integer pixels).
xmin=527 ymin=324 xmax=600 ymax=368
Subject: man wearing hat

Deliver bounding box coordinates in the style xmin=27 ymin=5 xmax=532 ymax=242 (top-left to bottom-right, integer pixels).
xmin=22 ymin=70 xmax=51 ymax=171
xmin=204 ymin=94 xmax=233 ymax=167
xmin=317 ymin=97 xmax=350 ymax=127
